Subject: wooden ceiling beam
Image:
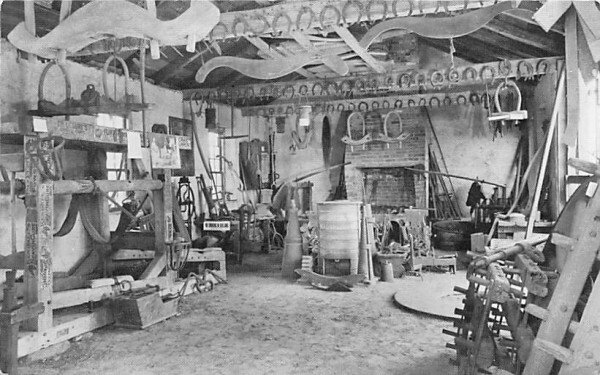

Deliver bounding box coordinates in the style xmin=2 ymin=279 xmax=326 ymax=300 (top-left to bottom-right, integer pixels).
xmin=213 ymin=0 xmax=503 ymax=42
xmin=483 ymin=19 xmax=563 ymax=54
xmin=289 ymin=30 xmax=349 ymax=76
xmin=462 ymin=29 xmax=542 ymax=59
xmin=418 ymin=38 xmax=486 ymax=63
xmin=182 ymin=56 xmax=563 ymax=101
xmin=244 ymin=36 xmax=318 ymax=79
xmin=332 ymin=26 xmax=386 ymax=74
xmin=503 ymin=9 xmax=565 ymax=36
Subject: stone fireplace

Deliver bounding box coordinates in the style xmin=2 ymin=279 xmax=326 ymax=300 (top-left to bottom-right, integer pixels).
xmin=344 ymin=110 xmax=427 ymax=213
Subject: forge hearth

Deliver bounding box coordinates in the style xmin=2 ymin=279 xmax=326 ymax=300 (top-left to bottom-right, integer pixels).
xmin=362 ymin=167 xmax=418 ymax=212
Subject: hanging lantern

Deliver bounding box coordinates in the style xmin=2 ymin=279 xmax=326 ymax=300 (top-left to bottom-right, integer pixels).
xmin=298 ymin=105 xmax=312 ymax=127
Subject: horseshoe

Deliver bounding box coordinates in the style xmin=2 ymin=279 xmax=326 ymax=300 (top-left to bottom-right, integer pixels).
xmin=340 ymin=80 xmax=353 ymax=93
xmin=399 ymin=73 xmax=412 ymax=88
xmin=407 ymin=99 xmax=416 ymax=107
xmin=418 ymin=98 xmax=427 ymax=107
xmin=536 ymin=59 xmax=550 ymax=75
xmin=258 ymin=86 xmax=269 ymax=99
xmin=517 ymin=60 xmax=535 ymax=80
xmin=327 ymin=104 xmax=336 ymax=113
xmin=312 ymin=82 xmax=324 ymax=96
xmin=245 ymin=87 xmax=255 ymax=101
xmin=394 ymin=99 xmax=403 ymax=108
xmin=326 ymin=82 xmax=339 ymax=95
xmin=383 ymin=110 xmax=404 ymax=139
xmin=296 ymin=6 xmax=315 ymax=30
xmin=358 ymin=101 xmax=369 ymax=112
xmin=414 ymin=72 xmax=427 ymax=87
xmin=480 ymin=65 xmax=496 ymax=84
xmin=269 ymin=85 xmax=279 ymax=98
xmin=268 ymin=107 xmax=276 ymax=116
xmin=457 ymin=95 xmax=468 ymax=105
xmin=298 ymin=85 xmax=309 ymax=96
xmin=286 ymin=105 xmax=294 ymax=115
xmin=429 ymin=97 xmax=441 ymax=107
xmin=348 ymin=102 xmax=356 ymax=111
xmin=382 ymin=100 xmax=390 ymax=109
xmin=320 ymin=5 xmax=342 ymax=30
xmin=430 ymin=70 xmax=445 ymax=88
xmin=367 ymin=0 xmax=388 ymax=22
xmin=250 ymin=13 xmax=270 ymax=36
xmin=443 ymin=96 xmax=453 ymax=106
xmin=469 ymin=92 xmax=480 ymax=105
xmin=391 ymin=0 xmax=401 ymax=16
xmin=272 ymin=12 xmax=292 ymax=36
xmin=346 ymin=111 xmax=367 ymax=140
xmin=232 ymin=17 xmax=249 ymax=38
xmin=448 ymin=68 xmax=460 ymax=85
xmin=371 ymin=101 xmax=381 ymax=110
xmin=337 ymin=103 xmax=346 ymax=112
xmin=342 ymin=0 xmax=363 ymax=26
xmin=462 ymin=66 xmax=478 ymax=82
xmin=354 ymin=78 xmax=366 ymax=92
xmin=282 ymin=85 xmax=295 ymax=99
xmin=385 ymin=76 xmax=394 ymax=87
xmin=209 ymin=22 xmax=228 ymax=42
xmin=498 ymin=59 xmax=512 ymax=77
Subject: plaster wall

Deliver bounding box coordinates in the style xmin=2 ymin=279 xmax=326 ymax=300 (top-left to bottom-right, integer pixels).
xmin=0 ymin=40 xmax=183 ymax=275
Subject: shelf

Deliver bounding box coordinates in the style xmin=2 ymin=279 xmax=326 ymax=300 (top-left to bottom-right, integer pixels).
xmin=1 ymin=120 xmax=192 ymax=152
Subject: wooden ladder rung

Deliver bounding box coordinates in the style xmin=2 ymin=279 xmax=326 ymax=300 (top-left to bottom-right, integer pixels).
xmin=525 ymin=304 xmax=580 ymax=334
xmin=551 ymin=233 xmax=577 ymax=250
xmin=534 ymin=339 xmax=573 ymax=364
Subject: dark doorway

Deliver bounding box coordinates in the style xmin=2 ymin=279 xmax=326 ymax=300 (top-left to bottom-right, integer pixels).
xmin=322 ymin=116 xmax=331 ymax=167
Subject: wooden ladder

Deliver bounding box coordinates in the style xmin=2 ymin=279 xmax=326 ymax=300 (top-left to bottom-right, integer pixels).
xmin=429 ymin=149 xmax=461 ymax=219
xmin=522 ymin=161 xmax=600 ymax=375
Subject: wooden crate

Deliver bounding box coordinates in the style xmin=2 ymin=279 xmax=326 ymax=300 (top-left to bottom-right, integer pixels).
xmin=110 ymin=291 xmax=178 ymax=329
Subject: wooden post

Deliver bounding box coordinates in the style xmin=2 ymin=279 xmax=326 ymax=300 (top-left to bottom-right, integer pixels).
xmin=23 ymin=136 xmax=53 ymax=332
xmin=23 ymin=0 xmax=37 ymax=62
xmin=141 ymin=169 xmax=173 ymax=279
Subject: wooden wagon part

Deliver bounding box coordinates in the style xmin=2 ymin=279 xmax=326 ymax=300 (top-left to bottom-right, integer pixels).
xmin=7 ymin=0 xmax=220 ymax=59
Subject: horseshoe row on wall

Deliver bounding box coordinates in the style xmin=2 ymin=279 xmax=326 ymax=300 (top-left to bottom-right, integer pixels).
xmin=239 ymin=89 xmax=504 ymax=117
xmin=187 ymin=57 xmax=561 ymax=106
xmin=210 ymin=0 xmax=501 ymax=42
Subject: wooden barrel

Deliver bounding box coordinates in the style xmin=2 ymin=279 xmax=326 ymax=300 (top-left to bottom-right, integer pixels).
xmin=317 ymin=201 xmax=361 ymax=275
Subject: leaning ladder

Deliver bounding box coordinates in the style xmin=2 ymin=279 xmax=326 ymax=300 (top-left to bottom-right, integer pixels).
xmin=522 ymin=160 xmax=600 ymax=375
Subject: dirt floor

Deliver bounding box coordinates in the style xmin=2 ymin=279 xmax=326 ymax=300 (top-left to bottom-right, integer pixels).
xmin=19 ymin=252 xmax=457 ymax=375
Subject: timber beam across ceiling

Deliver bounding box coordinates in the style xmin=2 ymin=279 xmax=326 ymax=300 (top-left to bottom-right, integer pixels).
xmin=239 ymin=87 xmax=501 ymax=117
xmin=210 ymin=0 xmax=509 ymax=42
xmin=182 ymin=56 xmax=563 ymax=104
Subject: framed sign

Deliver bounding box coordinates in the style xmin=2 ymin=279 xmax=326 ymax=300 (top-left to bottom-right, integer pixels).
xmin=169 ymin=116 xmax=195 ymax=176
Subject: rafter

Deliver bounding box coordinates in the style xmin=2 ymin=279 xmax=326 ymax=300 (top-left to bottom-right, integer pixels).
xmin=290 ymin=30 xmax=349 ymax=76
xmin=332 ymin=26 xmax=386 ymax=74
xmin=244 ymin=36 xmax=317 ymax=79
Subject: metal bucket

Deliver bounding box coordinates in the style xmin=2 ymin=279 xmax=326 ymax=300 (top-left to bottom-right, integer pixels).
xmin=317 ymin=201 xmax=361 ymax=275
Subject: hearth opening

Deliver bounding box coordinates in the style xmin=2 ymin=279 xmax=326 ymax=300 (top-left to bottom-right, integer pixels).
xmin=361 ymin=166 xmax=422 ymax=213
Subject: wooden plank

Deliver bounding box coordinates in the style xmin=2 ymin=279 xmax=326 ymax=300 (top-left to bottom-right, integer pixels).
xmin=22 ymin=136 xmax=53 ymax=332
xmin=52 ymin=276 xmax=172 ymax=310
xmin=563 ymin=7 xmax=580 ymax=147
xmin=532 ymin=0 xmax=572 ymax=33
xmin=332 ymin=26 xmax=385 ymax=74
xmin=0 ymin=153 xmax=24 ymax=172
xmin=0 ymin=121 xmax=192 ymax=151
xmin=17 ymin=307 xmax=114 ymax=358
xmin=483 ymin=20 xmax=562 ymax=53
xmin=559 ymin=274 xmax=600 ymax=373
xmin=53 ymin=179 xmax=163 ymax=195
xmin=526 ymin=69 xmax=565 ymax=238
xmin=522 ymin=178 xmax=600 ymax=375
xmin=579 ymin=19 xmax=600 ymax=63
xmin=573 ymin=1 xmax=600 ymax=40
xmin=87 ymin=148 xmax=111 ymax=272
xmin=290 ymin=30 xmax=349 ymax=76
xmin=244 ymin=36 xmax=316 ymax=79
xmin=58 ymin=0 xmax=72 ymax=22
xmin=111 ymin=249 xmax=155 ymax=260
